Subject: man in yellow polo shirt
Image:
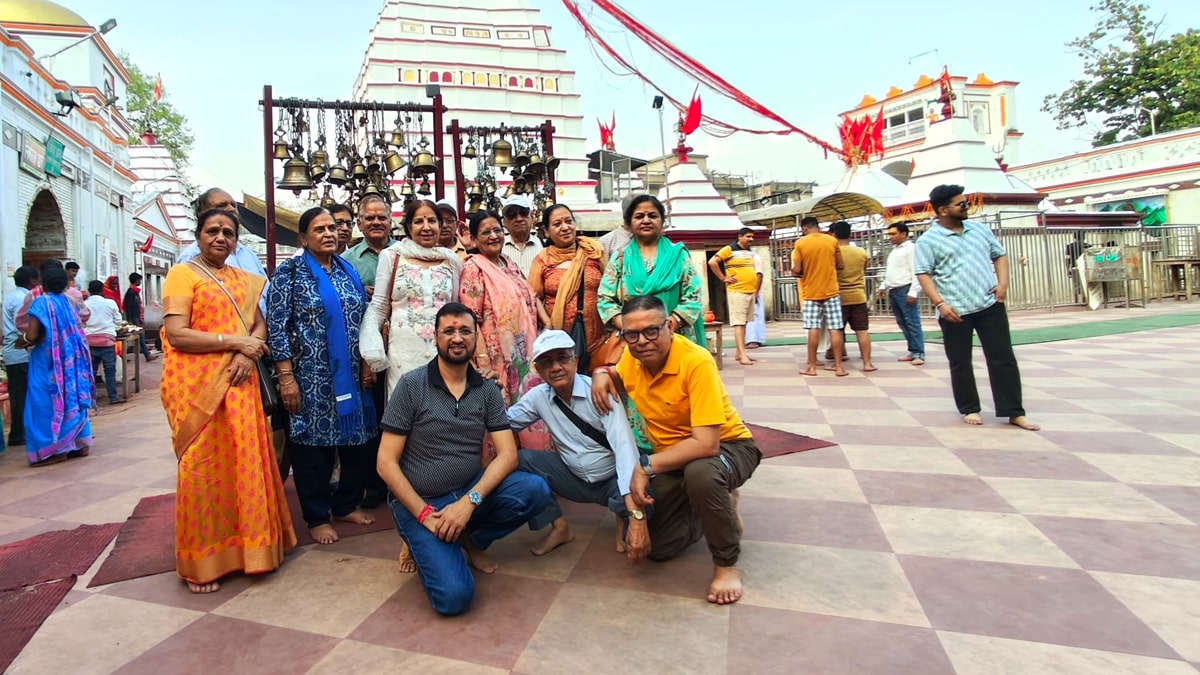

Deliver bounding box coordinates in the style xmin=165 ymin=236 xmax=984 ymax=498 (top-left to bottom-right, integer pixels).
xmin=709 ymin=227 xmax=762 ymax=366
xmin=591 ymin=295 xmax=761 ymax=606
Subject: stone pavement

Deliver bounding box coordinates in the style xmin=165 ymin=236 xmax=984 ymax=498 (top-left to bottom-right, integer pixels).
xmin=2 ymin=308 xmax=1200 ymax=674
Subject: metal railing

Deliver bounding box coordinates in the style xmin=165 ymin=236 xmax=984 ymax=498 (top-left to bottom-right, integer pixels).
xmin=768 ymin=217 xmax=1200 ymax=320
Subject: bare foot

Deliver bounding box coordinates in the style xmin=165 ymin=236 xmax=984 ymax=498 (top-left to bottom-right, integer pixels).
xmin=531 ymin=519 xmax=575 ymax=556
xmin=309 ymin=523 xmax=339 ymax=545
xmin=835 ymin=368 xmax=848 ymax=377
xmin=732 ymin=489 xmax=744 ymax=536
xmin=707 ymin=565 xmax=743 ymax=605
xmin=398 ymin=541 xmax=416 ymax=573
xmin=1009 ymin=416 xmax=1041 ymax=431
xmin=334 ymin=509 xmax=376 ymax=525
xmin=863 ymin=363 xmax=877 ymax=372
xmin=463 ymin=539 xmax=499 ymax=574
xmin=823 ymin=364 xmax=837 ymax=372
xmin=615 ymin=515 xmax=627 ymax=553
xmin=800 ymin=367 xmax=818 ymax=377
xmin=187 ymin=580 xmax=221 ymax=594
xmin=897 ymin=355 xmax=915 ymax=362
xmin=963 ymin=413 xmax=984 ymax=426
xmin=737 ymin=356 xmax=754 ymax=366
xmin=911 ymin=358 xmax=925 ymax=366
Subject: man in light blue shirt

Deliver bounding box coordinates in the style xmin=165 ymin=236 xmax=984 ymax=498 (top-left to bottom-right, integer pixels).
xmin=915 ymin=184 xmax=1038 ymax=432
xmin=178 ymin=188 xmax=269 ymax=312
xmin=508 ymin=330 xmax=647 ymax=560
xmin=3 ymin=266 xmax=39 ymax=446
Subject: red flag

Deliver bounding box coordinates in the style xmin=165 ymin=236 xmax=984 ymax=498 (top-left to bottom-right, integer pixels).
xmin=153 ymin=74 xmax=162 ymax=102
xmin=681 ymin=88 xmax=702 ymax=136
xmin=139 ymin=234 xmax=154 ymax=253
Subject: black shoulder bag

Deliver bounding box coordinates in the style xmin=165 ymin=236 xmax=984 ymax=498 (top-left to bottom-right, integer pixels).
xmin=568 ymin=272 xmax=591 ymax=372
xmin=552 ymin=396 xmax=611 ymax=450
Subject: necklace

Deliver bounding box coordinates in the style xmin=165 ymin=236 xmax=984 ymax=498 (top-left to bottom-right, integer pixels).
xmin=196 ymin=256 xmax=227 ymax=285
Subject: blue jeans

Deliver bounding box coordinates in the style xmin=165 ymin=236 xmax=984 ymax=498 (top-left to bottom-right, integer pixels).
xmin=90 ymin=346 xmax=118 ymax=403
xmin=387 ymin=470 xmax=550 ymax=615
xmin=889 ymin=286 xmax=925 ymax=359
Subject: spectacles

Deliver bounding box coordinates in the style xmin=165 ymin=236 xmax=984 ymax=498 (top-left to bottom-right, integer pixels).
xmin=534 ymin=352 xmax=576 ymax=367
xmin=953 ymin=200 xmax=969 ymax=209
xmin=439 ymin=327 xmax=475 ymax=338
xmin=504 ymin=208 xmax=530 ymax=217
xmin=620 ymin=321 xmax=668 ymax=344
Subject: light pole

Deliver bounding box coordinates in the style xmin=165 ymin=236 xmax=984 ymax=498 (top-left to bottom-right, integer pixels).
xmin=132 ymin=174 xmax=181 ymax=193
xmin=38 ymin=18 xmax=117 ymax=63
xmin=652 ymin=95 xmax=671 ymax=211
xmin=1139 ymin=92 xmax=1161 ymax=136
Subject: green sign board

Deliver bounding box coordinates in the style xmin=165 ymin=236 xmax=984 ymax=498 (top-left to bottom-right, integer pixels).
xmin=44 ymin=135 xmax=65 ymax=177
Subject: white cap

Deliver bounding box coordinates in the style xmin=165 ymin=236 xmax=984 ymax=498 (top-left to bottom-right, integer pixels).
xmin=435 ymin=198 xmax=457 ymax=216
xmin=502 ymin=194 xmax=533 ymax=215
xmin=531 ymin=330 xmax=576 ymax=362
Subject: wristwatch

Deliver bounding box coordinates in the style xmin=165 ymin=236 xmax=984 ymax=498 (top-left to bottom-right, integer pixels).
xmin=467 ymin=490 xmax=483 ymax=506
xmin=630 ymin=509 xmax=646 ymax=521
xmin=639 ymin=453 xmax=655 ymax=478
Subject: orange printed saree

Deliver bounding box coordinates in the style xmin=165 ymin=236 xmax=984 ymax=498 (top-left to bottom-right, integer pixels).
xmin=160 ymin=263 xmax=296 ymax=585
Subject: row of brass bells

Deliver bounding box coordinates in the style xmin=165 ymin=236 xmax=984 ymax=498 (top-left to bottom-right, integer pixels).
xmin=463 ymin=142 xmax=478 ymax=159
xmin=490 ymin=138 xmax=513 ymax=168
xmin=279 ymin=156 xmax=313 ymax=194
xmin=273 ymin=139 xmax=291 ymax=160
xmin=411 ymin=149 xmax=437 ymax=177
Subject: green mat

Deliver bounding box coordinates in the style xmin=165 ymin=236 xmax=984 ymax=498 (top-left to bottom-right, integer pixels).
xmin=732 ymin=312 xmax=1200 ymax=348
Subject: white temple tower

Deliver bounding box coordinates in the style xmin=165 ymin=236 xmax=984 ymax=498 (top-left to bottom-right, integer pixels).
xmin=352 ymin=0 xmax=597 ymax=210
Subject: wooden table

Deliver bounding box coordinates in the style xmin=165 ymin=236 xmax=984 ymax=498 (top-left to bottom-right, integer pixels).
xmin=1152 ymin=258 xmax=1200 ymax=303
xmin=117 ymin=333 xmax=142 ymax=398
xmin=704 ymin=321 xmax=725 ymax=370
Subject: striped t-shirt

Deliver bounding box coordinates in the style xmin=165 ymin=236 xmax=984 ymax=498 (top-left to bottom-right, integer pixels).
xmin=914 ymin=220 xmax=1006 ymax=317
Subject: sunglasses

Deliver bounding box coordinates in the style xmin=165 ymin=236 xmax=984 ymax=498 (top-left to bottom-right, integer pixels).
xmin=534 ymin=352 xmax=576 ymax=368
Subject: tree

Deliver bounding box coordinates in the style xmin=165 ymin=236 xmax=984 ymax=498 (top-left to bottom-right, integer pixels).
xmin=1042 ymin=0 xmax=1200 ymax=146
xmin=118 ymin=52 xmax=195 ymax=168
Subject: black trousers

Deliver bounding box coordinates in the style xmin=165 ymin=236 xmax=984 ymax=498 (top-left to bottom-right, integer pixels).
xmin=938 ymin=302 xmax=1025 ymax=418
xmin=362 ymin=376 xmax=389 ymax=503
xmin=290 ymin=441 xmax=373 ymax=528
xmin=5 ymin=362 xmax=28 ymax=445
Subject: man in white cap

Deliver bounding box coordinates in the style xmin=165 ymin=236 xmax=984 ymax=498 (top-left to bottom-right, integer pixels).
xmin=501 ymin=194 xmax=542 ymax=276
xmin=508 ymin=330 xmax=647 ymax=559
xmin=435 ymin=198 xmax=468 ymax=260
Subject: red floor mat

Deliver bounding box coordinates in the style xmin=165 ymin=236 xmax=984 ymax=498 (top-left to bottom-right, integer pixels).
xmin=0 ymin=578 xmax=75 ymax=672
xmin=0 ymin=523 xmax=120 ymax=592
xmin=745 ymin=423 xmax=838 ymax=459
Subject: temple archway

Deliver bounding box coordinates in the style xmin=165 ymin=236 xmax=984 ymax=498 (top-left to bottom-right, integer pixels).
xmin=23 ymin=188 xmax=67 ymax=267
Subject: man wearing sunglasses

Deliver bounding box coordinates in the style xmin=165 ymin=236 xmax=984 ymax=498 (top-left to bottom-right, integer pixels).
xmin=591 ymin=295 xmax=761 ymax=605
xmin=507 ymin=330 xmax=643 ymax=559
xmin=915 ymin=184 xmax=1039 ymax=431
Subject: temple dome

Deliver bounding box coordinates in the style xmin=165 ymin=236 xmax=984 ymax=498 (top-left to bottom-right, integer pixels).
xmin=0 ymin=0 xmax=89 ymax=27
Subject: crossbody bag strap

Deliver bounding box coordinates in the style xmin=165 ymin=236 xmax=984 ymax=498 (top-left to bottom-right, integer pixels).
xmin=188 ymin=261 xmax=251 ymax=334
xmin=552 ymin=396 xmax=611 ymax=451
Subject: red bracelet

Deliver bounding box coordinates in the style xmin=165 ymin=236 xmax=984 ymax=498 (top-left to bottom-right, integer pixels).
xmin=592 ymin=365 xmax=614 ymax=378
xmin=417 ymin=504 xmax=434 ymax=523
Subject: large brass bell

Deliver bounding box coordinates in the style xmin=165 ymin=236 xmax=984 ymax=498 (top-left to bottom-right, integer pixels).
xmin=383 ymin=150 xmax=407 ymax=176
xmin=411 ymin=149 xmax=437 ymax=177
xmin=388 ymin=125 xmax=405 ymax=147
xmin=309 ymin=156 xmax=328 ymax=184
xmin=363 ymin=182 xmax=381 ymax=197
xmin=467 ymin=182 xmax=484 ymax=198
xmin=273 ymin=139 xmax=291 ymax=160
xmin=387 ymin=187 xmax=401 ymax=204
xmin=463 ymin=142 xmax=478 ymax=159
xmin=490 ymin=138 xmax=513 ymax=168
xmin=527 ymin=154 xmax=545 ymax=178
xmin=512 ymin=146 xmax=530 ymax=171
xmin=351 ymin=160 xmax=369 ymax=181
xmin=327 ymin=164 xmax=349 ymax=186
xmin=279 ymin=157 xmax=313 ymax=193
xmin=312 ymin=149 xmax=329 ymax=167
xmin=545 ymin=155 xmax=560 ymax=172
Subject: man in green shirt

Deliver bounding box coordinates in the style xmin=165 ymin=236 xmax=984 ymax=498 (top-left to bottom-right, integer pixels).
xmin=342 ymin=194 xmax=395 ymax=297
xmin=831 ymin=221 xmax=875 ymax=373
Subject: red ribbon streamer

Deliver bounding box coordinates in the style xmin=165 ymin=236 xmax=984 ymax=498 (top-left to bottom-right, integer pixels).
xmin=562 ymin=0 xmax=839 ymax=156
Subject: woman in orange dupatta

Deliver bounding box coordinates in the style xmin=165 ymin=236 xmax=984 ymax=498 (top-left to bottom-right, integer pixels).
xmin=161 ymin=209 xmax=296 ymax=594
xmin=529 ymin=204 xmax=607 ymax=366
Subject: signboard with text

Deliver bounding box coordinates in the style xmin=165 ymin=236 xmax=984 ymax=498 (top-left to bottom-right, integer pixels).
xmin=44 ymin=136 xmax=65 ymax=177
xmin=19 ymin=132 xmax=46 ymax=176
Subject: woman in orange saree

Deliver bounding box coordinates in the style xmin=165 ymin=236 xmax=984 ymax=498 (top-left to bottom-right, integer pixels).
xmin=161 ymin=209 xmax=296 ymax=593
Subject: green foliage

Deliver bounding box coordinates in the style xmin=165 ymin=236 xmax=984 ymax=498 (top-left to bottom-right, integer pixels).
xmin=117 ymin=51 xmax=194 ymax=168
xmin=1042 ymin=0 xmax=1200 ymax=146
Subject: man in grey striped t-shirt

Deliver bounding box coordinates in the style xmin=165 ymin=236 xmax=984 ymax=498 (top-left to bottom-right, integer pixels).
xmin=915 ymin=185 xmax=1039 ymax=432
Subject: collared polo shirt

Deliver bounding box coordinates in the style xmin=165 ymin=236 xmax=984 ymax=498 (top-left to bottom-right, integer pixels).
xmin=503 ymin=236 xmax=543 ymax=277
xmin=616 ymin=334 xmax=752 ymax=452
xmin=381 ymin=358 xmax=511 ymax=498
xmin=715 ymin=244 xmax=759 ymax=294
xmin=914 ymin=219 xmax=1005 ymax=316
xmin=507 ymin=374 xmax=638 ymax=494
xmin=343 ymin=238 xmax=395 ymax=287
xmin=880 ymin=239 xmax=921 ymax=298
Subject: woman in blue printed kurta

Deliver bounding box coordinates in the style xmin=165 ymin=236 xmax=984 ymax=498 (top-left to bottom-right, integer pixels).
xmin=268 ymin=207 xmax=378 ymax=545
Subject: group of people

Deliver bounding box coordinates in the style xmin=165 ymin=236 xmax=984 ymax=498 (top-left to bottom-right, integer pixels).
xmin=155 ymin=187 xmax=760 ymax=612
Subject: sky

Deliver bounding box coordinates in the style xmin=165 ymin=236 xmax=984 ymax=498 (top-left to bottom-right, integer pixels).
xmin=56 ymin=0 xmax=1200 ymax=198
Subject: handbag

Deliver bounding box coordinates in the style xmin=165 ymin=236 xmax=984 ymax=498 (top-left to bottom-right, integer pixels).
xmin=593 ymin=330 xmax=625 ymax=367
xmin=380 ymin=250 xmax=400 ymax=351
xmin=568 ymin=272 xmax=590 ymax=372
xmin=188 ymin=261 xmax=281 ymax=416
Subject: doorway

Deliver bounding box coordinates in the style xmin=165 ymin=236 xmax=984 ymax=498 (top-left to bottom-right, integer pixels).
xmin=22 ymin=189 xmax=67 ymax=267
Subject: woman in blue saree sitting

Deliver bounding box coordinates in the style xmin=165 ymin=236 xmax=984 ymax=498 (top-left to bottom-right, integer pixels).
xmin=268 ymin=207 xmax=378 ymax=545
xmin=15 ymin=260 xmax=93 ymax=466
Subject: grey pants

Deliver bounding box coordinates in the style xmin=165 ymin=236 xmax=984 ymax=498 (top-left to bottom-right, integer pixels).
xmin=517 ymin=449 xmax=628 ymax=530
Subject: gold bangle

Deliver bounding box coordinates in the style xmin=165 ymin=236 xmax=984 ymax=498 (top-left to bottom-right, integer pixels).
xmin=218 ymin=334 xmax=224 ymax=347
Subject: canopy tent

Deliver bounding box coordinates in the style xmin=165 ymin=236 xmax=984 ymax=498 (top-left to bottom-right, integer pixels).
xmin=238 ymin=194 xmax=302 ymax=249
xmin=738 ymin=192 xmax=885 ymax=229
